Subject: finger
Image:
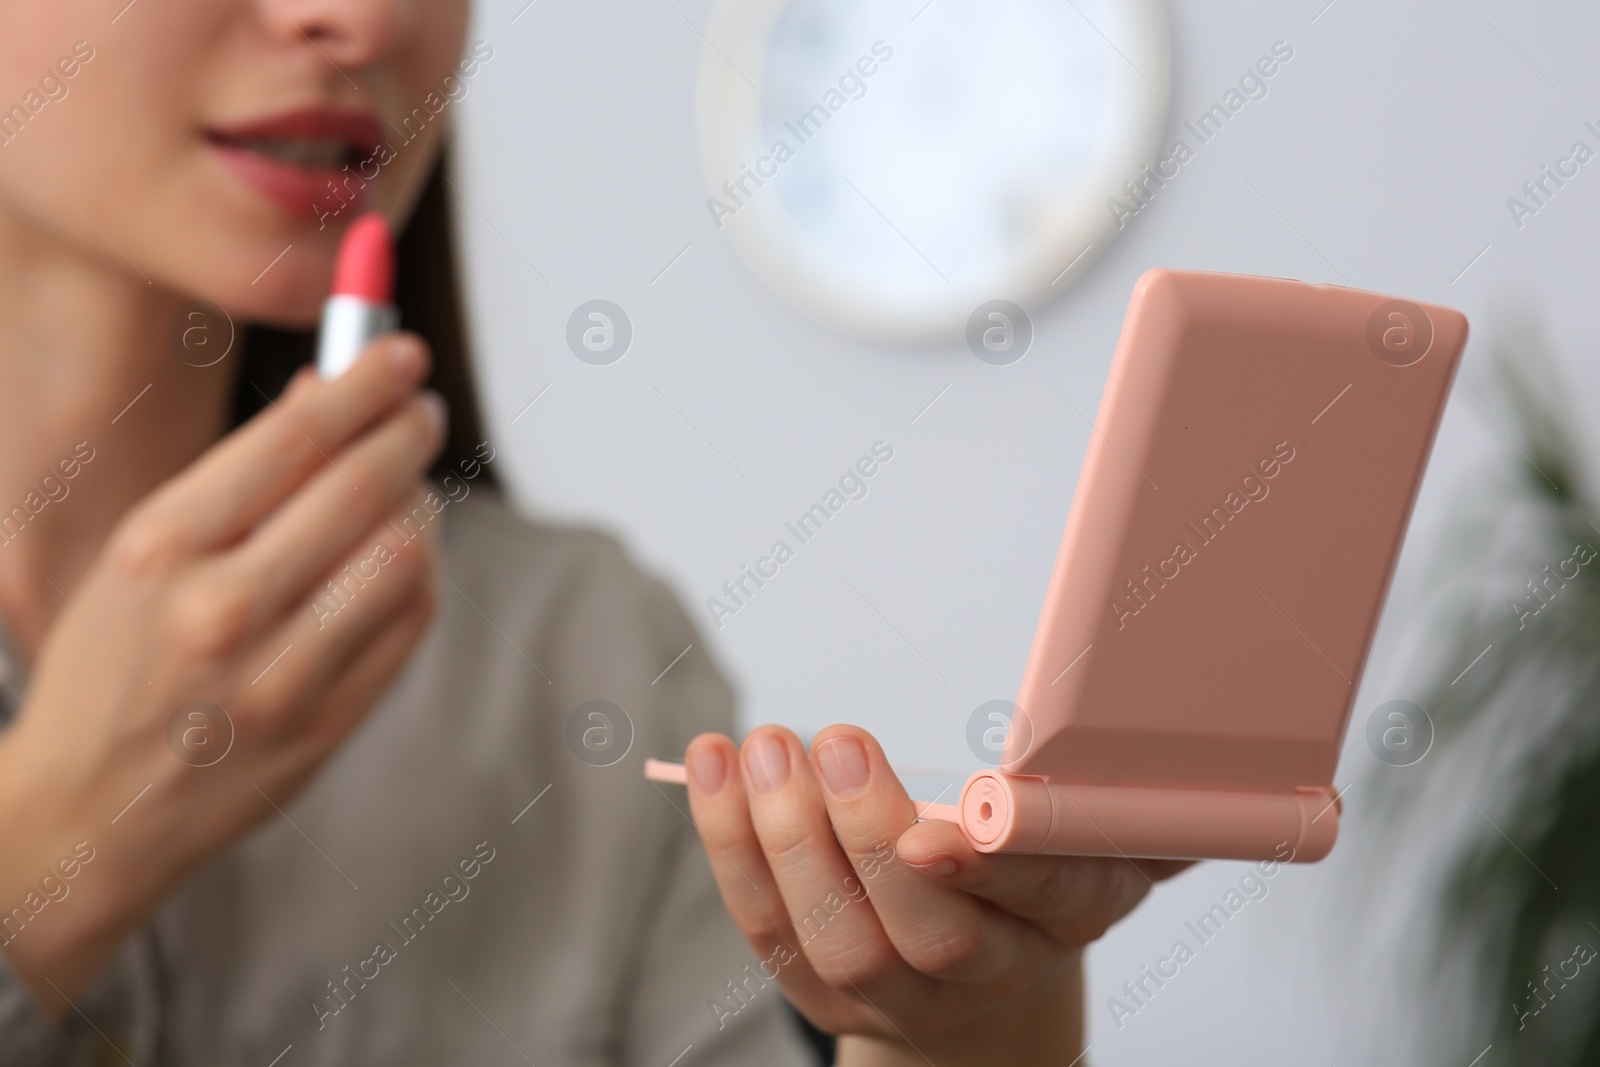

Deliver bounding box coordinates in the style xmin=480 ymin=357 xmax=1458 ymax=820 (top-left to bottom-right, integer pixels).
xmin=682 ymin=733 xmax=871 ymax=1031
xmin=200 ymin=393 xmax=444 ymax=633
xmin=242 ymin=489 xmax=439 ymax=727
xmin=810 ymin=726 xmax=1045 ymax=985
xmin=257 ymin=578 xmax=437 ymax=788
xmin=305 ymin=569 xmax=437 ymax=743
xmin=739 ymin=727 xmax=938 ymax=1014
xmin=138 ymin=334 xmax=432 ymax=554
xmin=896 ymin=819 xmax=1157 ymax=948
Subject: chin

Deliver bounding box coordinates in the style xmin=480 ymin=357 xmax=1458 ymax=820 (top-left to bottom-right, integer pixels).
xmin=166 ymin=198 xmax=341 ymax=328
xmin=205 ymin=249 xmax=334 ymax=331
xmin=234 ymin=284 xmax=328 ymax=331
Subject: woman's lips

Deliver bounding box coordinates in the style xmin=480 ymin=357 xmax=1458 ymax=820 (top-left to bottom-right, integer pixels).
xmin=207 ymin=142 xmax=363 ymax=217
xmin=205 ymin=107 xmax=387 ymax=219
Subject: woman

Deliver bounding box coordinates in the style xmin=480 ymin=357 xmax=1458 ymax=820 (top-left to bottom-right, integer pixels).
xmin=0 ymin=3 xmax=1178 ymax=1063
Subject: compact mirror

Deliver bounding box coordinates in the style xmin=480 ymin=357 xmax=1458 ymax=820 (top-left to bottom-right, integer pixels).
xmin=697 ymin=0 xmax=1170 ymax=343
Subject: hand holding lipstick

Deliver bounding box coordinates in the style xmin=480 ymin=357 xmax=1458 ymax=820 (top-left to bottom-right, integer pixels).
xmin=682 ymin=726 xmax=1189 ymax=1066
xmin=0 ymin=334 xmax=445 ymax=1012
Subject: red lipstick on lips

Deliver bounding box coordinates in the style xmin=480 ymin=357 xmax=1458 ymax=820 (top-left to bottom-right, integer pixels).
xmin=205 ymin=107 xmax=386 ymax=219
xmin=316 ymin=213 xmax=399 ymax=378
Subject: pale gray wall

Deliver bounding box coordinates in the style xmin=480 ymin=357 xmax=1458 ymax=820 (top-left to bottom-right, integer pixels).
xmin=454 ymin=0 xmax=1599 ymax=1061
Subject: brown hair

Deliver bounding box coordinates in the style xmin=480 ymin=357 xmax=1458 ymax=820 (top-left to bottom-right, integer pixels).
xmin=229 ymin=146 xmax=499 ymax=489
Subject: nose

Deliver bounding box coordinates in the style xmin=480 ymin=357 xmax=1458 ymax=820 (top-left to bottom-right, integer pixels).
xmin=258 ymin=0 xmax=416 ymax=69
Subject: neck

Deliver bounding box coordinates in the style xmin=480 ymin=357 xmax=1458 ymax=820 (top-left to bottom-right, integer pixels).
xmin=0 ymin=206 xmax=238 ymax=662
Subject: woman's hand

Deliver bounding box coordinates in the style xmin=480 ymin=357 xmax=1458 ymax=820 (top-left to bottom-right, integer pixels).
xmin=0 ymin=336 xmax=445 ymax=1012
xmin=684 ymin=726 xmax=1187 ymax=1067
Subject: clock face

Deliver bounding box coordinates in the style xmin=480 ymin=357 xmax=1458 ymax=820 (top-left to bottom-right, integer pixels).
xmin=697 ymin=0 xmax=1170 ymax=343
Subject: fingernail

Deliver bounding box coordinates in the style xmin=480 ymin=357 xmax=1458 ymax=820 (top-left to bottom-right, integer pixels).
xmin=688 ymin=746 xmax=727 ymax=794
xmin=386 ymin=335 xmax=426 ymax=377
xmin=743 ymin=734 xmax=790 ymax=795
xmin=815 ymin=737 xmax=870 ymax=799
xmin=909 ymin=857 xmax=958 ymax=877
xmin=418 ymin=390 xmax=448 ymax=434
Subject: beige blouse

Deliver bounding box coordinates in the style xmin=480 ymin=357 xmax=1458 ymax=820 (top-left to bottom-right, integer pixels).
xmin=0 ymin=490 xmax=815 ymax=1066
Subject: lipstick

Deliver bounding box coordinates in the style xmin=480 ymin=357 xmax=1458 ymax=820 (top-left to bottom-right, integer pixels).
xmin=316 ymin=213 xmax=399 ymax=378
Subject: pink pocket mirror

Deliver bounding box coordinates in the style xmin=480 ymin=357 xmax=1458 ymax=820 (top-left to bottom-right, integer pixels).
xmin=956 ymin=269 xmax=1466 ymax=862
